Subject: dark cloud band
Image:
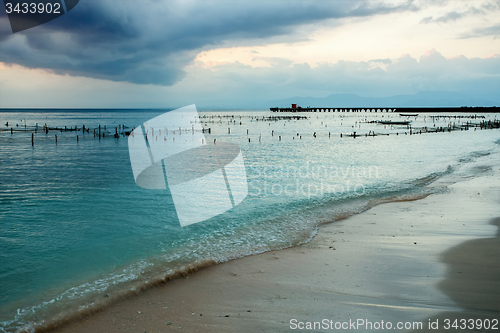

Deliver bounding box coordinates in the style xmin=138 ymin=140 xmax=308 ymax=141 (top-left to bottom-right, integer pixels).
xmin=0 ymin=0 xmax=416 ymax=85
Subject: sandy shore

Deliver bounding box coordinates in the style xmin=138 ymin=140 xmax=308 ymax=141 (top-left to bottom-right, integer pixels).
xmin=51 ymin=165 xmax=500 ymax=333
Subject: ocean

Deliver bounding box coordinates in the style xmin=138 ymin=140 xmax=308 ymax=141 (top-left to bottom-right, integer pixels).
xmin=0 ymin=109 xmax=499 ymax=332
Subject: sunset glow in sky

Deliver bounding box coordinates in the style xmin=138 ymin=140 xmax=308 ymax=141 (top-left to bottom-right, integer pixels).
xmin=0 ymin=0 xmax=499 ymax=108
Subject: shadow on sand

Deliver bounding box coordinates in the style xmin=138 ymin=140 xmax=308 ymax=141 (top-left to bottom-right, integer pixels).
xmin=410 ymin=217 xmax=500 ymax=332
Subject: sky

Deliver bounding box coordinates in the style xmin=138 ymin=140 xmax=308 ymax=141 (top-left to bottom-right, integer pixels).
xmin=0 ymin=0 xmax=499 ymax=108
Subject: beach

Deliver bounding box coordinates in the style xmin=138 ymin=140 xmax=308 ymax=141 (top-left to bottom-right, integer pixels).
xmin=3 ymin=0 xmax=500 ymax=331
xmin=49 ymin=155 xmax=500 ymax=332
xmin=2 ymin=110 xmax=500 ymax=333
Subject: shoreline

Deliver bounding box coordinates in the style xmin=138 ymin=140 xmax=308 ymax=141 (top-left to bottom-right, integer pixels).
xmin=23 ymin=191 xmax=435 ymax=333
xmin=44 ymin=161 xmax=500 ymax=332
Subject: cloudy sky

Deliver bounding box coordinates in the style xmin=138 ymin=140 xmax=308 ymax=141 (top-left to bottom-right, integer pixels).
xmin=0 ymin=0 xmax=499 ymax=108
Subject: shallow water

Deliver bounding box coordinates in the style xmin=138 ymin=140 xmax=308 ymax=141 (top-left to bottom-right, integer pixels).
xmin=0 ymin=109 xmax=499 ymax=332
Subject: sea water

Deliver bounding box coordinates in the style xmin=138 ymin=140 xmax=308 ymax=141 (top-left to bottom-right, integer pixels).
xmin=0 ymin=109 xmax=499 ymax=332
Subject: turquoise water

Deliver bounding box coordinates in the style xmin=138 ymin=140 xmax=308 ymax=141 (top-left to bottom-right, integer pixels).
xmin=0 ymin=109 xmax=499 ymax=332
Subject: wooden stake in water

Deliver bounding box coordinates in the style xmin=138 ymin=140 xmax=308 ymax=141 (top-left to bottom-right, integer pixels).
xmin=31 ymin=133 xmax=34 ymax=146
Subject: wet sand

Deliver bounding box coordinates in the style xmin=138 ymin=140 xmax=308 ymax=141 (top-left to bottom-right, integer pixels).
xmin=51 ymin=167 xmax=500 ymax=333
xmin=409 ymin=217 xmax=500 ymax=333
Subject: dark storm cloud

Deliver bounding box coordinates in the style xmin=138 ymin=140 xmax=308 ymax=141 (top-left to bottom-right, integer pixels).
xmin=0 ymin=0 xmax=417 ymax=85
